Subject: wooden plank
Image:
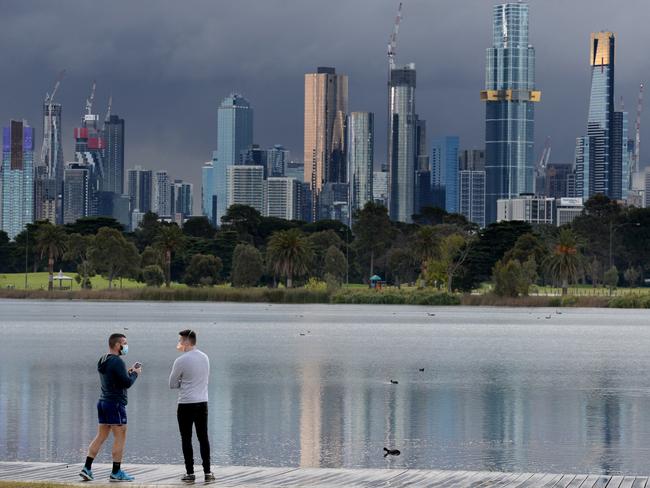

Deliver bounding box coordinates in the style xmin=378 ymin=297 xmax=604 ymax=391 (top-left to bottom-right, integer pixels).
xmin=436 ymin=469 xmax=485 ymax=488
xmin=608 ymin=476 xmax=625 ymax=488
xmin=554 ymin=474 xmax=579 ymax=488
xmin=631 ymin=478 xmax=647 ymax=488
xmin=502 ymin=473 xmax=536 ymax=487
xmin=619 ymin=477 xmax=638 ymax=488
xmin=565 ymin=474 xmax=589 ymax=488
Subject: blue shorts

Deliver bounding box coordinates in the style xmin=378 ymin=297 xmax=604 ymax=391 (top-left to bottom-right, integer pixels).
xmin=97 ymin=400 xmax=127 ymax=425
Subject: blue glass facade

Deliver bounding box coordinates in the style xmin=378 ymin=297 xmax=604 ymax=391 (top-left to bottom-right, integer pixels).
xmin=213 ymin=94 xmax=253 ymax=225
xmin=347 ymin=112 xmax=374 ymax=213
xmin=1 ymin=120 xmax=34 ymax=240
xmin=431 ymin=136 xmax=460 ymax=213
xmin=482 ymin=3 xmax=538 ymax=224
xmin=576 ymin=32 xmax=622 ymax=200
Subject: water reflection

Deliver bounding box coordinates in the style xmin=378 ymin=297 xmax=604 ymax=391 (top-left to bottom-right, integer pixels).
xmin=2 ymin=301 xmax=650 ymax=474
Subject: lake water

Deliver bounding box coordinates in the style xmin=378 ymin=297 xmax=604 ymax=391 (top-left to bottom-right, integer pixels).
xmin=1 ymin=300 xmax=650 ymax=475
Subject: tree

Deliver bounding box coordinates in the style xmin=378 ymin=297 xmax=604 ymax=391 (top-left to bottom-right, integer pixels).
xmin=141 ymin=245 xmax=164 ymax=268
xmin=603 ymin=266 xmax=619 ymax=295
xmin=413 ymin=226 xmax=440 ymax=265
xmin=182 ymin=216 xmax=215 ymax=239
xmin=544 ymin=228 xmax=583 ymax=296
xmin=624 ymin=266 xmax=641 ymax=287
xmin=64 ymin=216 xmax=123 ymax=235
xmin=64 ymin=233 xmax=96 ymax=289
xmin=35 ymin=223 xmax=69 ymax=291
xmin=307 ymin=230 xmax=344 ymax=278
xmin=324 ymin=245 xmax=347 ymax=283
xmin=155 ymin=224 xmax=185 ymax=287
xmin=423 ymin=233 xmax=472 ymax=292
xmin=221 ymin=204 xmax=262 ymax=243
xmin=231 ymin=244 xmax=264 ymax=287
xmin=134 ymin=212 xmax=162 ymax=250
xmin=266 ymin=228 xmax=313 ymax=288
xmin=183 ymin=254 xmax=223 ymax=287
xmin=352 ymin=202 xmax=393 ymax=279
xmin=89 ymin=227 xmax=140 ymax=289
xmin=142 ymin=265 xmax=165 ymax=287
xmin=387 ymin=246 xmax=418 ymax=288
xmin=492 ymin=256 xmax=537 ymax=297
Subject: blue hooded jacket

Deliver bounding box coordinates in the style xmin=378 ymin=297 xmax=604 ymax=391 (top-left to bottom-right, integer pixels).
xmin=98 ymin=354 xmax=138 ymax=406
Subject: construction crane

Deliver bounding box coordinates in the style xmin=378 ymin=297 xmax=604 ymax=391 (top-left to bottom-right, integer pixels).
xmin=633 ymin=83 xmax=644 ymax=176
xmin=537 ymin=136 xmax=551 ymax=174
xmin=387 ymin=2 xmax=403 ymax=71
xmin=85 ymin=80 xmax=97 ymax=117
xmin=40 ymin=69 xmax=66 ymax=168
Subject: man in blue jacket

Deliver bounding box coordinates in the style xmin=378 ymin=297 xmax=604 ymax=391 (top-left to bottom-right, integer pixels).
xmin=80 ymin=333 xmax=141 ymax=482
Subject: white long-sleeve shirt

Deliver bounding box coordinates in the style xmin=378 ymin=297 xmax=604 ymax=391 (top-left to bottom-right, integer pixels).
xmin=169 ymin=348 xmax=210 ymax=404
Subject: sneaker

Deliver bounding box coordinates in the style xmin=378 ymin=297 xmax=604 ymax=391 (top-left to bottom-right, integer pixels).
xmin=109 ymin=469 xmax=135 ymax=482
xmin=181 ymin=473 xmax=196 ymax=483
xmin=204 ymin=472 xmax=216 ymax=483
xmin=79 ymin=466 xmax=94 ymax=481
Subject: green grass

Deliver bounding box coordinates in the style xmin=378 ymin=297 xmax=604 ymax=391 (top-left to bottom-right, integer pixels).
xmin=0 ymin=272 xmax=190 ymax=290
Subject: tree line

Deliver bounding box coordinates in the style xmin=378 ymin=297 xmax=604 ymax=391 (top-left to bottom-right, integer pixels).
xmin=0 ymin=195 xmax=649 ymax=294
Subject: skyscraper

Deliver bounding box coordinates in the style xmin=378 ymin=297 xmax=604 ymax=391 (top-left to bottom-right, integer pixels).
xmin=201 ymin=157 xmax=216 ymax=225
xmin=171 ymin=179 xmax=193 ymax=219
xmin=74 ymin=101 xmax=105 ymax=217
xmin=482 ymin=2 xmax=540 ymax=223
xmin=304 ymin=67 xmax=348 ymax=220
xmin=388 ymin=63 xmax=417 ymax=223
xmin=575 ymin=32 xmax=622 ymax=200
xmin=1 ymin=120 xmax=34 ymax=239
xmin=127 ymin=166 xmax=152 ymax=214
xmin=213 ymin=94 xmax=253 ymax=225
xmin=347 ymin=112 xmax=374 ymax=213
xmin=63 ymin=162 xmax=90 ymax=224
xmin=103 ymin=114 xmax=125 ymax=195
xmin=226 ymin=164 xmax=264 ymax=213
xmin=459 ymin=149 xmax=486 ymax=227
xmin=153 ymin=170 xmax=172 ymax=216
xmin=265 ymin=177 xmax=301 ymax=220
xmin=267 ymin=144 xmax=289 ymax=177
xmin=431 ymin=136 xmax=460 ymax=213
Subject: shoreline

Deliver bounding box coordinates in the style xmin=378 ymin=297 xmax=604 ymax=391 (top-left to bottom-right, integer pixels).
xmin=0 ymin=287 xmax=622 ymax=308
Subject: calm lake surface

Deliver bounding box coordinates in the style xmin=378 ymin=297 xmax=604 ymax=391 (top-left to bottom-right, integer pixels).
xmin=1 ymin=300 xmax=650 ymax=474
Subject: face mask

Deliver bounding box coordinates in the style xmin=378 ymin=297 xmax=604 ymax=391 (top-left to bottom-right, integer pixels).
xmin=120 ymin=344 xmax=129 ymax=356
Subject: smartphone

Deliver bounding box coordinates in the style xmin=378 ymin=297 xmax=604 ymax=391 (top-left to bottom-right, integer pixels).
xmin=133 ymin=362 xmax=142 ymax=369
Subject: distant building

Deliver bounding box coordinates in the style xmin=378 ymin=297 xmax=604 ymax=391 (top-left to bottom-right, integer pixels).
xmin=265 ymin=177 xmax=301 ymax=220
xmin=171 ymin=180 xmax=193 ymax=219
xmin=201 ymin=159 xmax=216 ymax=225
xmin=304 ymin=67 xmax=348 ymax=220
xmin=127 ymin=166 xmax=152 ymax=215
xmin=226 ymin=164 xmax=264 ymax=213
xmin=482 ymin=3 xmax=540 ymax=223
xmin=556 ymin=197 xmax=584 ymax=226
xmin=431 ymin=136 xmax=460 ymax=213
xmin=388 ymin=63 xmax=417 ymax=222
xmin=545 ymin=164 xmax=574 ymax=199
xmin=347 ymin=112 xmax=374 ymax=213
xmin=285 ymin=161 xmax=304 ymax=182
xmin=318 ymin=182 xmax=349 ymax=225
xmin=213 ymin=94 xmax=253 ymax=224
xmin=1 ymin=120 xmax=34 ymax=239
xmin=40 ymin=100 xmax=64 ymax=223
xmin=103 ymin=114 xmax=125 ymax=195
xmin=458 ymin=149 xmax=486 ymax=227
xmin=34 ymin=168 xmax=58 ymax=224
xmin=645 ymin=170 xmax=650 ymax=208
xmin=131 ymin=209 xmax=145 ymax=231
xmin=373 ymin=171 xmax=388 ymax=207
xmin=267 ymin=145 xmax=289 ymax=177
xmin=63 ymin=162 xmax=90 ymax=225
xmin=153 ymin=170 xmax=172 ymax=216
xmin=497 ymin=195 xmax=555 ymax=225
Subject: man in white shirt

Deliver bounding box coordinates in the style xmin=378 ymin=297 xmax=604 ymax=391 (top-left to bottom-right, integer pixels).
xmin=169 ymin=329 xmax=214 ymax=483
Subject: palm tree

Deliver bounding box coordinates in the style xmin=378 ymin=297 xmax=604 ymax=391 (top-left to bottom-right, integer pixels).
xmin=544 ymin=228 xmax=583 ymax=296
xmin=267 ymin=229 xmax=313 ymax=288
xmin=35 ymin=223 xmax=68 ymax=291
xmin=155 ymin=225 xmax=185 ymax=287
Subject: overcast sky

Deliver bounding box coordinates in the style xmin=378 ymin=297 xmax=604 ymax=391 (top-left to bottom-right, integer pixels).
xmin=2 ymin=0 xmax=650 ymax=213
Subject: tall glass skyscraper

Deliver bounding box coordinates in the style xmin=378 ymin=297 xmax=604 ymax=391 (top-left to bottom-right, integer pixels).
xmin=41 ymin=102 xmax=64 ymax=187
xmin=347 ymin=112 xmax=374 ymax=214
xmin=388 ymin=63 xmax=417 ymax=223
xmin=482 ymin=3 xmax=540 ymax=224
xmin=103 ymin=114 xmax=125 ymax=195
xmin=213 ymin=94 xmax=253 ymax=225
xmin=1 ymin=120 xmax=34 ymax=239
xmin=431 ymin=136 xmax=460 ymax=213
xmin=575 ymin=32 xmax=626 ymax=200
xmin=304 ymin=67 xmax=348 ymax=220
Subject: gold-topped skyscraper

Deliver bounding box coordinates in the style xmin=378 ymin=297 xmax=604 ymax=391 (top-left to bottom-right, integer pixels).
xmin=303 ymin=67 xmax=348 ymax=221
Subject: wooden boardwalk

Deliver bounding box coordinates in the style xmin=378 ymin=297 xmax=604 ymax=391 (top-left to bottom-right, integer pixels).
xmin=0 ymin=461 xmax=648 ymax=487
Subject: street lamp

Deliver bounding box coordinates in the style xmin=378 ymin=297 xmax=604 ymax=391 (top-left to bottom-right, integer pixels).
xmin=609 ymin=221 xmax=641 ymax=269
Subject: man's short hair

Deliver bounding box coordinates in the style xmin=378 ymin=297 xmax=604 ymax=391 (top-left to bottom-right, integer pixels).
xmin=179 ymin=329 xmax=197 ymax=345
xmin=109 ymin=333 xmax=126 ymax=349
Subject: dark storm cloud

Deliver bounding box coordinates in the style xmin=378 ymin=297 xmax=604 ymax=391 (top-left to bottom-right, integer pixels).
xmin=2 ymin=0 xmax=650 ymax=212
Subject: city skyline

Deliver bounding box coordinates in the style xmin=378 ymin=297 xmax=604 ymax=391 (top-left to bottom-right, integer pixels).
xmin=2 ymin=1 xmax=649 ymax=215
